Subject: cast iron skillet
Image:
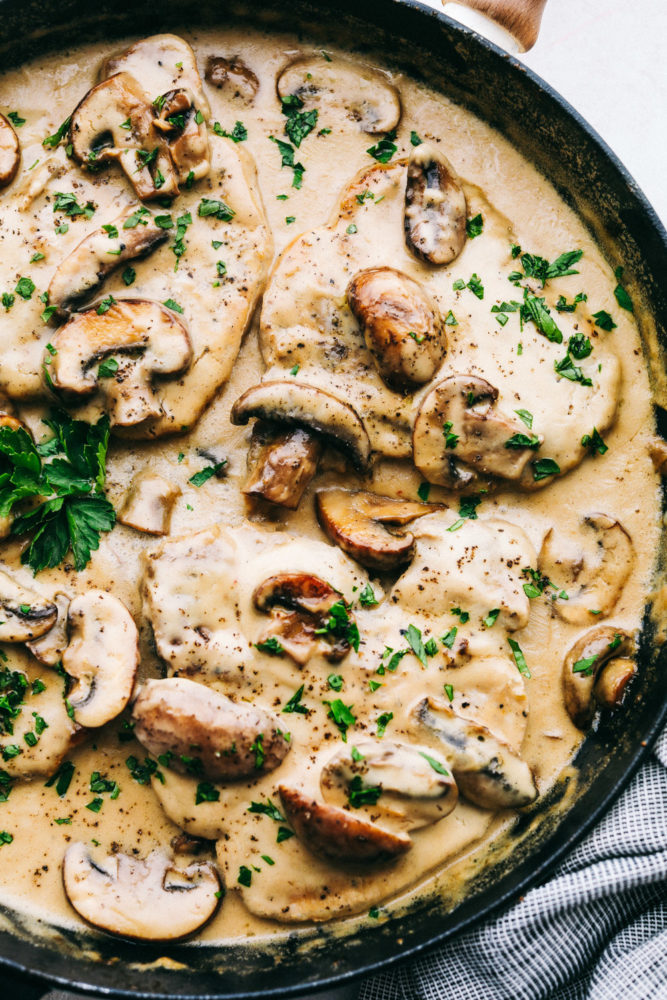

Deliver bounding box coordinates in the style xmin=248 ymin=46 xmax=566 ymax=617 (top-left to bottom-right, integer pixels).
xmin=0 ymin=0 xmax=666 ymax=996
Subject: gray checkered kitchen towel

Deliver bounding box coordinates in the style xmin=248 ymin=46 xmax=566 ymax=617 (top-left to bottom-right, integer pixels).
xmin=359 ymin=727 xmax=667 ymax=1000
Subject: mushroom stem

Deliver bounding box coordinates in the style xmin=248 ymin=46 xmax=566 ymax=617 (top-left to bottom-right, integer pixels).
xmin=244 ymin=422 xmax=323 ymax=510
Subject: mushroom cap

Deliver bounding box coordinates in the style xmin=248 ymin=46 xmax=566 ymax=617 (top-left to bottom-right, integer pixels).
xmin=412 ymin=374 xmax=543 ymax=489
xmin=594 ymin=656 xmax=636 ymax=710
xmin=539 ymin=513 xmax=634 ymax=625
xmin=562 ymin=626 xmax=633 ymax=729
xmin=414 ymin=698 xmax=538 ymax=810
xmin=0 ymin=113 xmax=20 ymax=189
xmin=347 ymin=266 xmax=447 ymax=391
xmin=231 ymin=381 xmax=371 ymax=472
xmin=244 ymin=423 xmax=323 ymax=510
xmin=69 ymin=72 xmax=179 ymax=200
xmin=404 ymin=142 xmax=467 ymax=266
xmin=279 ymin=785 xmax=411 ymax=863
xmin=62 ymin=843 xmax=221 ymax=941
xmin=47 ymin=205 xmax=169 ymax=314
xmin=47 ymin=298 xmax=193 ymax=431
xmin=0 ymin=569 xmax=57 ymax=642
xmin=118 ymin=469 xmax=180 ymax=535
xmin=205 ymin=55 xmax=259 ymax=103
xmin=276 ymin=55 xmax=401 ymax=134
xmin=321 ymin=740 xmax=458 ymax=830
xmin=102 ymin=33 xmax=210 ymax=118
xmin=26 ymin=592 xmax=70 ymax=666
xmin=63 ymin=590 xmax=139 ymax=728
xmin=253 ymin=572 xmax=354 ymax=664
xmin=315 ymin=487 xmax=444 ymax=571
xmin=131 ymin=676 xmax=291 ymax=781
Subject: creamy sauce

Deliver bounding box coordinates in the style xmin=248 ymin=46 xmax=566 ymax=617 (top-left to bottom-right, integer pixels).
xmin=0 ymin=24 xmax=660 ymax=946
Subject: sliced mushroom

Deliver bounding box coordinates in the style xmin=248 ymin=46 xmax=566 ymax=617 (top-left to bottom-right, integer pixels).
xmin=69 ymin=73 xmax=179 ymax=200
xmin=118 ymin=470 xmax=180 ymax=535
xmin=0 ymin=112 xmax=20 ymax=189
xmin=205 ymin=55 xmax=259 ymax=103
xmin=102 ymin=34 xmax=210 ymax=118
xmin=412 ymin=374 xmax=542 ymax=489
xmin=26 ymin=592 xmax=70 ymax=666
xmin=347 ymin=267 xmax=447 ymax=391
xmin=649 ymin=437 xmax=667 ymax=476
xmin=0 ymin=570 xmax=57 ymax=642
xmin=131 ymin=677 xmax=291 ymax=781
xmin=231 ymin=381 xmax=371 ymax=472
xmin=404 ymin=142 xmax=467 ymax=265
xmin=414 ymin=698 xmax=538 ymax=810
xmin=538 ymin=514 xmax=634 ymax=625
xmin=63 ymin=591 xmax=139 ymax=728
xmin=62 ymin=843 xmax=221 ymax=941
xmin=46 ymin=299 xmax=193 ymax=431
xmin=276 ymin=55 xmax=401 ymax=134
xmin=47 ymin=205 xmax=169 ymax=314
xmin=253 ymin=573 xmax=354 ymax=664
xmin=244 ymin=422 xmax=323 ymax=510
xmin=562 ymin=626 xmax=633 ymax=729
xmin=594 ymin=657 xmax=636 ymax=710
xmin=279 ymin=785 xmax=411 ymax=863
xmin=321 ymin=741 xmax=458 ymax=830
xmin=315 ymin=487 xmax=443 ymax=571
xmin=152 ymin=88 xmax=210 ymax=184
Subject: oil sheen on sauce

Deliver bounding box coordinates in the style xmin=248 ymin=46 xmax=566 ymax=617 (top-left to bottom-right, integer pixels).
xmin=0 ymin=25 xmax=660 ymax=945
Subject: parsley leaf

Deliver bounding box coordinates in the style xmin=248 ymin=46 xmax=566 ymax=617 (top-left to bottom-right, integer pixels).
xmin=367 ymin=135 xmax=397 ymax=163
xmin=508 ymin=638 xmax=531 ymax=677
xmin=324 ymin=698 xmax=356 ymax=741
xmin=466 ymin=214 xmax=483 ymax=238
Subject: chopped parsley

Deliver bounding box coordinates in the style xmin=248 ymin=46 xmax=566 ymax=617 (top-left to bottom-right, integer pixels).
xmin=327 ymin=674 xmax=344 ymax=691
xmin=188 ymin=460 xmax=226 ymax=486
xmin=556 ymin=291 xmax=587 ymax=313
xmin=269 ymin=135 xmax=305 ymax=189
xmin=593 ymin=309 xmax=617 ymax=331
xmin=483 ymin=608 xmax=500 ymax=628
xmin=521 ymin=290 xmax=562 ymax=343
xmin=44 ymin=760 xmax=75 ymax=796
xmin=569 ymin=332 xmax=593 ymax=359
xmin=97 ymin=357 xmax=118 ymax=379
xmin=572 ymin=654 xmax=598 ymax=676
xmin=125 ymin=755 xmax=163 ymax=785
xmin=451 ymin=607 xmax=469 ymax=624
xmin=418 ymin=482 xmax=431 ymax=501
xmin=359 ymin=583 xmax=378 ymax=608
xmin=467 ymin=273 xmax=484 ymax=299
xmin=314 ymin=600 xmax=360 ymax=652
xmin=613 ymin=266 xmax=633 ymax=312
xmin=444 ymin=683 xmax=454 ymax=701
xmin=248 ymin=799 xmax=285 ymax=822
xmin=324 ymin=698 xmax=356 ymax=741
xmin=532 ymin=457 xmax=561 ymax=482
xmin=367 ymin=133 xmax=397 ymax=163
xmin=376 ymin=711 xmax=393 ymax=737
xmin=198 ymin=198 xmax=235 ymax=222
xmin=195 ymin=781 xmax=220 ymax=804
xmin=403 ymin=623 xmax=429 ymax=667
xmin=508 ymin=638 xmax=531 ymax=678
xmin=122 ymin=266 xmax=136 ymax=286
xmin=43 ymin=117 xmax=71 ymax=148
xmin=443 ymin=421 xmax=459 ymax=449
xmin=237 ymin=865 xmax=252 ymax=887
xmin=419 ymin=752 xmax=450 ymax=776
xmin=466 ymin=214 xmax=483 ymax=238
xmin=581 ymin=427 xmax=608 ymax=455
xmin=53 ymin=191 xmax=95 ymax=219
xmin=348 ymin=775 xmax=382 ymax=808
xmin=15 ymin=277 xmax=35 ymax=301
xmin=213 ymin=120 xmax=248 ymax=143
xmin=554 ymin=352 xmax=592 ymax=386
xmin=515 ymin=409 xmax=533 ymax=429
xmin=255 ymin=637 xmax=285 ymax=656
xmin=282 ymin=685 xmax=308 ymax=715
xmin=505 ymin=432 xmax=540 ymax=450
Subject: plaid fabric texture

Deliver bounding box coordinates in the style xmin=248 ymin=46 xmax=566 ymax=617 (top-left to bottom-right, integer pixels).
xmin=358 ymin=729 xmax=667 ymax=1000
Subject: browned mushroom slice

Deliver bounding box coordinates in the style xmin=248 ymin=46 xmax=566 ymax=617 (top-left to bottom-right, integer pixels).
xmin=412 ymin=374 xmax=543 ymax=489
xmin=64 ymin=591 xmax=139 ymax=728
xmin=253 ymin=573 xmax=355 ymax=664
xmin=538 ymin=514 xmax=634 ymax=625
xmin=152 ymin=88 xmax=210 ymax=184
xmin=47 ymin=206 xmax=169 ymax=314
xmin=244 ymin=422 xmax=323 ymax=510
xmin=26 ymin=592 xmax=70 ymax=666
xmin=276 ymin=56 xmax=401 ymax=134
xmin=118 ymin=470 xmax=180 ymax=535
xmin=0 ymin=570 xmax=57 ymax=642
xmin=69 ymin=73 xmax=179 ymax=199
xmin=562 ymin=626 xmax=633 ymax=729
xmin=231 ymin=381 xmax=371 ymax=472
xmin=347 ymin=267 xmax=447 ymax=391
xmin=321 ymin=741 xmax=458 ymax=830
xmin=404 ymin=142 xmax=467 ymax=265
xmin=594 ymin=657 xmax=636 ymax=710
xmin=62 ymin=843 xmax=221 ymax=941
xmin=315 ymin=487 xmax=443 ymax=571
xmin=0 ymin=112 xmax=20 ymax=189
xmin=414 ymin=698 xmax=538 ymax=809
xmin=46 ymin=299 xmax=193 ymax=432
xmin=102 ymin=34 xmax=210 ymax=117
xmin=205 ymin=55 xmax=259 ymax=103
xmin=649 ymin=437 xmax=667 ymax=476
xmin=132 ymin=677 xmax=291 ymax=781
xmin=279 ymin=786 xmax=411 ymax=863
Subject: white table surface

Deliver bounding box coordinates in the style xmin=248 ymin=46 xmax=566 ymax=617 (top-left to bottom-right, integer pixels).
xmin=31 ymin=2 xmax=667 ymax=999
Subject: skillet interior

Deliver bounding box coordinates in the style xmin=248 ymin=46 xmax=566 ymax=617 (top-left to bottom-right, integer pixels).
xmin=0 ymin=0 xmax=666 ymax=996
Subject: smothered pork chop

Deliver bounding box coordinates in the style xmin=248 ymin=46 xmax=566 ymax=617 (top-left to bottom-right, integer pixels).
xmin=0 ymin=27 xmax=658 ymax=944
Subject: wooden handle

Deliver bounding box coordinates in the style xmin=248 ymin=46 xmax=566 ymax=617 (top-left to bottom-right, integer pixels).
xmin=444 ymin=0 xmax=548 ymax=51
